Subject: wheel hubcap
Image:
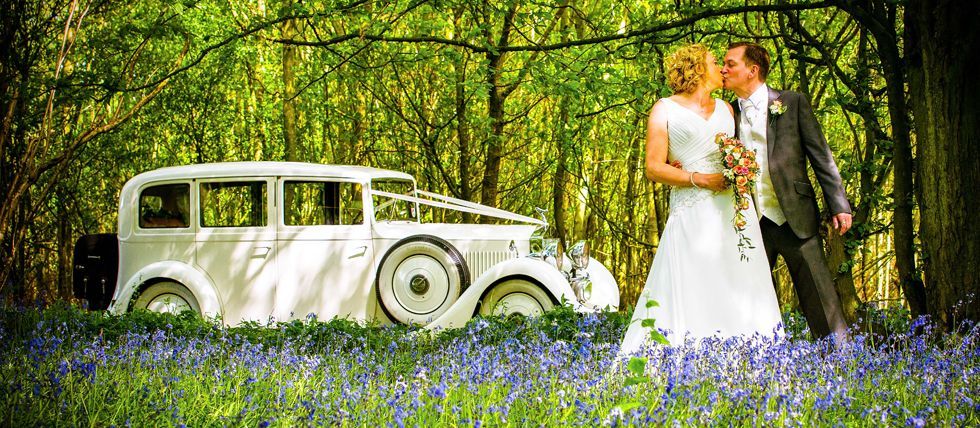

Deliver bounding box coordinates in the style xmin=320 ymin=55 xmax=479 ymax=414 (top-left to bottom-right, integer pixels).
xmin=145 ymin=293 xmax=191 ymax=314
xmin=392 ymin=255 xmax=451 ymax=315
xmin=409 ymin=275 xmax=430 ymax=294
xmin=492 ymin=292 xmax=544 ymax=317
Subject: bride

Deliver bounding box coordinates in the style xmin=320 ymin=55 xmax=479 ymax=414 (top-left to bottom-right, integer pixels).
xmin=619 ymin=44 xmax=783 ymax=353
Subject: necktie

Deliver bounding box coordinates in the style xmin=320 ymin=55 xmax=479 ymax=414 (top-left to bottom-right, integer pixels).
xmin=739 ymin=99 xmax=756 ymax=126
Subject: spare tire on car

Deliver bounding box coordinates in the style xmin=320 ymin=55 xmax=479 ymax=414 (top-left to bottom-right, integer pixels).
xmin=375 ymin=235 xmax=469 ymax=325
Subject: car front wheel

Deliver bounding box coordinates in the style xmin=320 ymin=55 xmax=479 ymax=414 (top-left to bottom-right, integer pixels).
xmin=132 ymin=281 xmax=201 ymax=315
xmin=478 ymin=278 xmax=554 ymax=317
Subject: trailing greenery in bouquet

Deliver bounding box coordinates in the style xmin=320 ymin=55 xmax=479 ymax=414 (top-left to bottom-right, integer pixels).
xmin=715 ymin=133 xmax=760 ymax=261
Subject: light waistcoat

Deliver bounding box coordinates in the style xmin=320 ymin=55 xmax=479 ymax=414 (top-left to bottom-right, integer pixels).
xmin=738 ymin=84 xmax=786 ymax=225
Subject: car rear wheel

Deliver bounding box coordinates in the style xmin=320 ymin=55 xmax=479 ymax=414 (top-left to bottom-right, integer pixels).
xmin=132 ymin=281 xmax=201 ymax=315
xmin=376 ymin=235 xmax=469 ymax=325
xmin=479 ymin=278 xmax=554 ymax=317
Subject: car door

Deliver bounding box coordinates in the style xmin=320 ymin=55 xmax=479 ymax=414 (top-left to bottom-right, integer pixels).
xmin=124 ymin=181 xmax=196 ymax=285
xmin=274 ymin=178 xmax=375 ymax=322
xmin=195 ymin=178 xmax=277 ymax=325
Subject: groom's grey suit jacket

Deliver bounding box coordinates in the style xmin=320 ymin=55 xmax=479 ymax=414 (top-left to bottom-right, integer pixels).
xmin=733 ymin=88 xmax=851 ymax=240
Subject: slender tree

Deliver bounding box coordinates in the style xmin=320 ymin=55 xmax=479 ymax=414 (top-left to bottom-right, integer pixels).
xmin=0 ymin=0 xmax=182 ymax=295
xmin=836 ymin=0 xmax=927 ymax=317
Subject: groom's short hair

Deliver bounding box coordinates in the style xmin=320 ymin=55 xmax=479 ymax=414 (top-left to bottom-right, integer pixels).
xmin=728 ymin=42 xmax=770 ymax=81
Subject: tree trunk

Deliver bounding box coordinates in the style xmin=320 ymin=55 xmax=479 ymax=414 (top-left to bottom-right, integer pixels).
xmin=480 ymin=51 xmax=506 ymax=216
xmin=453 ymin=10 xmax=473 ymax=221
xmin=906 ymin=0 xmax=980 ymax=329
xmin=322 ymin=71 xmax=332 ymax=163
xmin=57 ymin=188 xmax=72 ymax=300
xmin=859 ymin=3 xmax=929 ymax=318
xmin=624 ymin=121 xmax=642 ymax=309
xmin=245 ymin=61 xmax=266 ymax=160
xmin=281 ymin=16 xmax=300 ymax=162
xmin=551 ymin=12 xmax=573 ymax=244
xmin=585 ymin=161 xmax=600 ymax=240
xmin=824 ymin=230 xmax=859 ymax=324
xmin=772 ymin=260 xmax=800 ymax=312
xmin=478 ymin=3 xmax=520 ymax=217
xmin=650 ymin=183 xmax=668 ymax=243
xmin=552 ymin=109 xmax=569 ymax=248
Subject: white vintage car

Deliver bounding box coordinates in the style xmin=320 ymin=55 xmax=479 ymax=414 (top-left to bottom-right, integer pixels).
xmin=72 ymin=162 xmax=618 ymax=328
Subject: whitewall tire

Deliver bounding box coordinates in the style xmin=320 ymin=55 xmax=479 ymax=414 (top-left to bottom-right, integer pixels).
xmin=478 ymin=278 xmax=554 ymax=317
xmin=132 ymin=281 xmax=201 ymax=315
xmin=376 ymin=235 xmax=469 ymax=325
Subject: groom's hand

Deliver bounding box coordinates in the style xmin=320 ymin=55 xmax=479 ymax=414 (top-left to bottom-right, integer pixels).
xmin=831 ymin=213 xmax=853 ymax=235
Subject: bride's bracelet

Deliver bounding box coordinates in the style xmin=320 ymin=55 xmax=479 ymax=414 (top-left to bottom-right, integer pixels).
xmin=689 ymin=171 xmax=701 ymax=189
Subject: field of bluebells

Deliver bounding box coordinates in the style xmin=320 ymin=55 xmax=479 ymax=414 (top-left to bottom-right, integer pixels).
xmin=1 ymin=304 xmax=978 ymax=426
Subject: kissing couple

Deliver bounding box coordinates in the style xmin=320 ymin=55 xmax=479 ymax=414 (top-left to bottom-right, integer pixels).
xmin=620 ymin=42 xmax=853 ymax=353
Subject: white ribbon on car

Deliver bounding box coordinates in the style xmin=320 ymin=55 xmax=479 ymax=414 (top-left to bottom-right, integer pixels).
xmin=369 ymin=189 xmax=546 ymax=226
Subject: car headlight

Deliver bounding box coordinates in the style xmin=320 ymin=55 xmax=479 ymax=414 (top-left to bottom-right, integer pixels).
xmin=542 ymin=238 xmax=564 ymax=271
xmin=568 ymin=240 xmax=589 ymax=270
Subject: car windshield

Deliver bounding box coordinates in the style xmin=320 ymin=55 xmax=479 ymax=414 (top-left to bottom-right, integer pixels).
xmin=372 ymin=179 xmax=418 ymax=222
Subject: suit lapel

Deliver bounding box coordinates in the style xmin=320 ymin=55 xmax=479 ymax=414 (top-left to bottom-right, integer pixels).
xmin=766 ymin=87 xmax=781 ymax=159
xmin=732 ymin=100 xmax=741 ymax=137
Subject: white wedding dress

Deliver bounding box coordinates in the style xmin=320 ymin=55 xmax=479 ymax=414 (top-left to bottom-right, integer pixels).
xmin=619 ymin=98 xmax=783 ymax=353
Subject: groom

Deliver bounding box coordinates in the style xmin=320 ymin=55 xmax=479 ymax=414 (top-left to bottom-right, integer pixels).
xmin=722 ymin=42 xmax=851 ymax=340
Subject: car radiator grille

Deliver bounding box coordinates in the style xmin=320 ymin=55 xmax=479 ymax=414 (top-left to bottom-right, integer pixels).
xmin=465 ymin=251 xmax=511 ymax=282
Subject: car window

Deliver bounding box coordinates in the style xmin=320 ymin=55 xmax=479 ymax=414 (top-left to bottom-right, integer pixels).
xmin=284 ymin=181 xmax=363 ymax=225
xmin=372 ymin=179 xmax=418 ymax=222
xmin=199 ymin=181 xmax=267 ymax=227
xmin=139 ymin=183 xmax=190 ymax=229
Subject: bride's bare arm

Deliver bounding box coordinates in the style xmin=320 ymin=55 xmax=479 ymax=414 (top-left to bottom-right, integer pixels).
xmin=644 ymin=101 xmax=727 ymax=191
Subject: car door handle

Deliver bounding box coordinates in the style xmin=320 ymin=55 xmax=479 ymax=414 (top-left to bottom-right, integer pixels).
xmin=253 ymin=246 xmax=271 ymax=258
xmin=348 ymin=245 xmax=367 ymax=259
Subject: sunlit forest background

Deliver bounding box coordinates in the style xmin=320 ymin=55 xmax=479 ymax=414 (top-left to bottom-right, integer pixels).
xmin=2 ymin=0 xmax=977 ymax=328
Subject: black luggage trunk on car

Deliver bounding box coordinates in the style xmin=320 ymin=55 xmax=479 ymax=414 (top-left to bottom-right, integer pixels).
xmin=72 ymin=234 xmax=119 ymax=310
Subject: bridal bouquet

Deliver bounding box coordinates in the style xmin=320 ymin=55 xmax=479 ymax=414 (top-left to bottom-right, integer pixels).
xmin=715 ymin=133 xmax=760 ymax=261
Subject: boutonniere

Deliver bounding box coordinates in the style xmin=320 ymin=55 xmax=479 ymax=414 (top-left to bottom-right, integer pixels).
xmin=769 ymin=100 xmax=787 ymax=117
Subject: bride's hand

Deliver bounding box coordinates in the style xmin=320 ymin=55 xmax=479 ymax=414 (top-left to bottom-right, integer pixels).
xmin=694 ymin=172 xmax=728 ymax=192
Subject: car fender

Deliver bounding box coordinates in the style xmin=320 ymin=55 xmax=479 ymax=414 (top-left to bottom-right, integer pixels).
xmin=582 ymin=257 xmax=620 ymax=311
xmin=424 ymin=257 xmax=579 ymax=330
xmin=109 ymin=261 xmax=222 ymax=319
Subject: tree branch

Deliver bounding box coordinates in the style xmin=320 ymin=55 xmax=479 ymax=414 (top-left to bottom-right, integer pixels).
xmin=274 ymin=1 xmax=833 ymax=53
xmin=121 ymin=0 xmax=372 ymax=92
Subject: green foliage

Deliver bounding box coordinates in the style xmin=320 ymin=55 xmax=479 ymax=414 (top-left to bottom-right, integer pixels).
xmin=641 ymin=299 xmax=670 ymax=345
xmin=0 ymin=301 xmax=215 ymax=342
xmin=857 ymin=302 xmax=913 ymax=337
xmin=0 ymin=302 xmax=634 ymax=353
xmin=781 ymin=309 xmax=812 ymax=340
xmin=619 ymin=298 xmax=668 ymax=398
xmin=4 ymin=0 xmax=922 ymax=324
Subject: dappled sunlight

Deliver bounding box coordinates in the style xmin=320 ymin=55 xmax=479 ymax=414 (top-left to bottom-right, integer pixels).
xmin=196 ymin=238 xmax=277 ymax=326
xmin=275 ymin=229 xmax=376 ymax=322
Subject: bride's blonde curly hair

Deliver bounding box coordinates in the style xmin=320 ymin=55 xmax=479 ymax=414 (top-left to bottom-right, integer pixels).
xmin=665 ymin=44 xmax=709 ymax=94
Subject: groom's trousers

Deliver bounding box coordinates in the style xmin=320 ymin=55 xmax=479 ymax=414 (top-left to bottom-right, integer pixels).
xmin=760 ymin=217 xmax=849 ymax=340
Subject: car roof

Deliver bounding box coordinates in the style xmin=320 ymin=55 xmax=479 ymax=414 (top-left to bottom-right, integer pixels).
xmin=127 ymin=162 xmax=415 ymax=184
